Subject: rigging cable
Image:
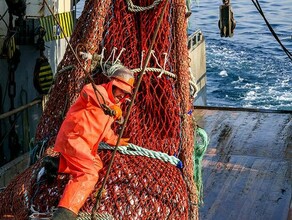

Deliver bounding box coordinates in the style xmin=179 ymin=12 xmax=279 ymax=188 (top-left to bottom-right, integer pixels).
xmin=251 ymin=0 xmax=292 ymax=61
xmin=43 ymin=0 xmax=110 ymax=115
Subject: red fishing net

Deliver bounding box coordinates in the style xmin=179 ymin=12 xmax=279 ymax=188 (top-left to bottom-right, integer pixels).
xmin=0 ymin=0 xmax=197 ymax=219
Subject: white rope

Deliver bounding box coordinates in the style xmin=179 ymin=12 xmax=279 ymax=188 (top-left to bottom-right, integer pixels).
xmin=104 ymin=47 xmax=116 ymax=72
xmin=162 ymin=52 xmax=168 ymax=71
xmin=99 ymin=47 xmax=106 ymax=73
xmin=113 ymin=47 xmax=126 ymax=64
xmin=79 ymin=51 xmax=93 ymax=61
xmin=132 ymin=67 xmax=176 ymax=78
xmin=150 ymin=50 xmax=166 ymax=78
xmin=96 ymin=48 xmax=197 ymax=95
xmin=151 ymin=50 xmax=163 ymax=70
xmin=189 ymin=67 xmax=199 ymax=98
xmin=140 ymin=50 xmax=145 ymax=70
xmin=77 ymin=212 xmax=114 ymax=220
xmin=126 ymin=0 xmax=162 ymax=12
xmin=99 ymin=142 xmax=183 ymax=168
xmin=107 ymin=63 xmax=127 ymax=76
xmin=29 ymin=205 xmax=55 ymax=219
xmin=134 ymin=50 xmax=176 ymax=78
xmin=111 ymin=47 xmax=117 ymax=64
xmin=98 ymin=47 xmax=126 ymax=75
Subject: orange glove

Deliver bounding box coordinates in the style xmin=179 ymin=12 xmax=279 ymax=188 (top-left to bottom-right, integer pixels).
xmin=119 ymin=138 xmax=130 ymax=146
xmin=110 ymin=105 xmax=122 ymax=120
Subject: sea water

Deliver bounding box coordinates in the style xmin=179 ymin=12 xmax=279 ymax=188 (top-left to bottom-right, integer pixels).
xmin=189 ymin=0 xmax=292 ymax=110
xmin=77 ymin=0 xmax=292 ymax=110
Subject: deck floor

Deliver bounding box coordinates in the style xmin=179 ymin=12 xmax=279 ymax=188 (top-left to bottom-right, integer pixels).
xmin=194 ymin=107 xmax=292 ymax=220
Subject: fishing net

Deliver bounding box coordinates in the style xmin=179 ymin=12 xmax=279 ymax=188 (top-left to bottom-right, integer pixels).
xmin=0 ymin=0 xmax=197 ymax=219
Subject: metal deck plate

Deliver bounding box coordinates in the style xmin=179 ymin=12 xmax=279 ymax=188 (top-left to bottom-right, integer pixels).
xmin=194 ymin=107 xmax=292 ymax=220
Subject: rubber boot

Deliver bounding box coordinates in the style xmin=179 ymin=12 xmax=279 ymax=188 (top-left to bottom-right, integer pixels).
xmin=52 ymin=207 xmax=77 ymax=220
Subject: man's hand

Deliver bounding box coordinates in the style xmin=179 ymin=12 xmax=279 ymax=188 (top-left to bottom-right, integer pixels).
xmin=119 ymin=138 xmax=130 ymax=146
xmin=110 ymin=105 xmax=122 ymax=120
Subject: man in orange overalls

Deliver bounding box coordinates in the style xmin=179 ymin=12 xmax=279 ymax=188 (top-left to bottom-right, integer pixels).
xmin=52 ymin=65 xmax=134 ymax=219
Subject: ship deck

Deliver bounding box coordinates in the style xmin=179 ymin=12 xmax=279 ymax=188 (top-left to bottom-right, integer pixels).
xmin=194 ymin=106 xmax=292 ymax=220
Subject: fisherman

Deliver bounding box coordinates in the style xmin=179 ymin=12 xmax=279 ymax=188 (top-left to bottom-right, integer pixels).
xmin=52 ymin=64 xmax=134 ymax=219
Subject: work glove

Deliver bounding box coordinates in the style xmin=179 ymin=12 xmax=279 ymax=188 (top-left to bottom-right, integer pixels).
xmin=119 ymin=138 xmax=130 ymax=146
xmin=110 ymin=105 xmax=122 ymax=120
xmin=43 ymin=156 xmax=59 ymax=184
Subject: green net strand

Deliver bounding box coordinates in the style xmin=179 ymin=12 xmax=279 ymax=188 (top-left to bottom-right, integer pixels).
xmin=193 ymin=127 xmax=209 ymax=205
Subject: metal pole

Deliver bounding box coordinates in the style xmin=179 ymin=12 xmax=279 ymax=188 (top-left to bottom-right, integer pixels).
xmin=0 ymin=99 xmax=42 ymax=120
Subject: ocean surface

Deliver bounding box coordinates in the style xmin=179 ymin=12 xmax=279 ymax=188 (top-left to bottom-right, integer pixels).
xmin=189 ymin=0 xmax=292 ymax=110
xmin=77 ymin=0 xmax=292 ymax=110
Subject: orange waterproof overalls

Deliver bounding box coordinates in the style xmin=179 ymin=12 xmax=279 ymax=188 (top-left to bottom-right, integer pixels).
xmin=54 ymin=83 xmax=119 ymax=214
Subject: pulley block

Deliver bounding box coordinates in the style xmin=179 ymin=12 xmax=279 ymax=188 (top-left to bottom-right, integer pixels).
xmin=218 ymin=1 xmax=236 ymax=37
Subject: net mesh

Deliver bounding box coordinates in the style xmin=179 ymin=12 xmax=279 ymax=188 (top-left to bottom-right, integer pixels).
xmin=0 ymin=0 xmax=197 ymax=219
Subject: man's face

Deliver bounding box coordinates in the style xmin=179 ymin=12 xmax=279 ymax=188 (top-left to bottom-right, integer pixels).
xmin=113 ymin=87 xmax=127 ymax=104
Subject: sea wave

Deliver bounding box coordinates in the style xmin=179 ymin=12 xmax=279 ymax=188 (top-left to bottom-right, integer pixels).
xmin=190 ymin=0 xmax=292 ymax=110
